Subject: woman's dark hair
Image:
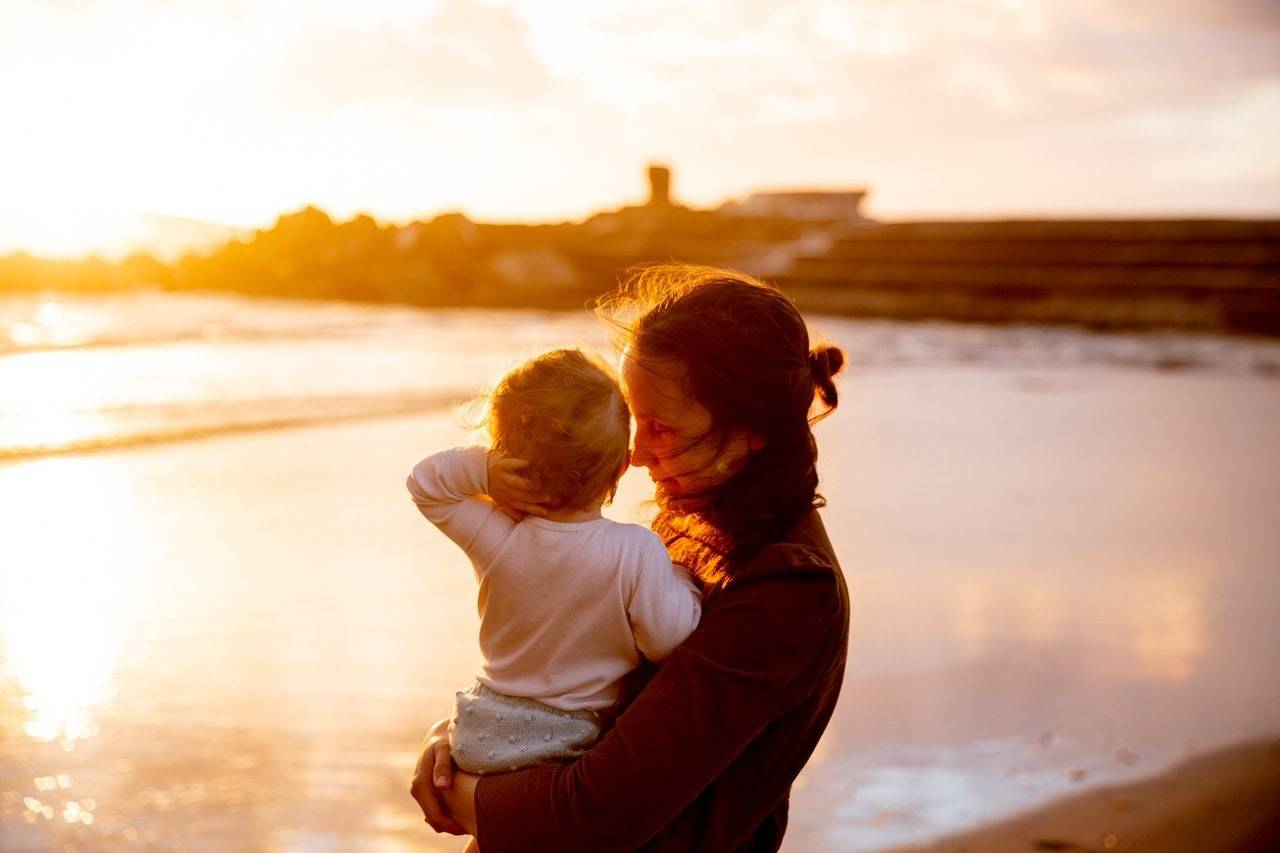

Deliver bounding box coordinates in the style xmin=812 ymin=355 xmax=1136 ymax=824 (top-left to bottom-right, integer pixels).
xmin=595 ymin=263 xmax=845 ymax=583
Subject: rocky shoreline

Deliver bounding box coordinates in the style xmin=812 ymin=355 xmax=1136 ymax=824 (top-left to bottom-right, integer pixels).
xmin=4 ymin=206 xmax=1277 ymax=336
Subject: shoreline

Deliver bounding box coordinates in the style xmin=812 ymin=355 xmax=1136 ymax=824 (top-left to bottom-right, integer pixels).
xmin=890 ymin=737 xmax=1280 ymax=853
xmin=4 ymin=283 xmax=1280 ymax=340
xmin=5 ymin=215 xmax=1279 ymax=336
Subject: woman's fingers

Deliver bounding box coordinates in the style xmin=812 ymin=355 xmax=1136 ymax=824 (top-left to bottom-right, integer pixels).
xmin=432 ymin=739 xmax=453 ymax=788
xmin=410 ymin=731 xmax=466 ymax=835
xmin=439 ymin=771 xmax=481 ymax=836
xmin=413 ymin=785 xmax=466 ymax=835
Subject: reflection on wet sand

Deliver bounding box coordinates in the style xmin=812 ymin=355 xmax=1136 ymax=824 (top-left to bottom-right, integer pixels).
xmin=0 ymin=457 xmax=136 ymax=747
xmin=1132 ymin=572 xmax=1205 ymax=682
xmin=1 ymin=416 xmax=478 ymax=852
xmin=779 ymin=367 xmax=1278 ymax=850
xmin=943 ymin=569 xmax=1206 ymax=682
xmin=0 ymin=337 xmax=118 ymax=451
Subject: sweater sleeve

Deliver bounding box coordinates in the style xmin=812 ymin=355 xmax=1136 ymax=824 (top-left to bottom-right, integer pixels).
xmin=473 ymin=559 xmax=843 ymax=852
xmin=405 ymin=446 xmax=513 ymax=562
xmin=628 ymin=539 xmax=701 ymax=663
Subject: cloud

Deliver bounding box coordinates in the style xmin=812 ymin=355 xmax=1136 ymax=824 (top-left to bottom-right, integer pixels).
xmin=0 ymin=0 xmax=1275 ymax=222
xmin=256 ymin=0 xmax=563 ymax=116
xmin=1139 ymin=80 xmax=1280 ymax=185
xmin=1100 ymin=0 xmax=1280 ymax=31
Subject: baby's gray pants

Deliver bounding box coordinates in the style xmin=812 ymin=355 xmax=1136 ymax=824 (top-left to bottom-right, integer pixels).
xmin=448 ymin=682 xmax=602 ymax=775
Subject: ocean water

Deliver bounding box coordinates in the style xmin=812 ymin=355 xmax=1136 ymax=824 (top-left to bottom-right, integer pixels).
xmin=1 ymin=291 xmax=1279 ymax=851
xmin=3 ymin=290 xmax=1278 ymax=463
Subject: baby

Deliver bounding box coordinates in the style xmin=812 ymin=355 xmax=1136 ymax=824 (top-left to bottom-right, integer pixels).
xmin=406 ymin=348 xmax=701 ymax=778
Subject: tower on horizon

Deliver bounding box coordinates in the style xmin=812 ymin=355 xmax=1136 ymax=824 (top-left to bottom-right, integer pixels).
xmin=647 ymin=164 xmax=672 ymax=207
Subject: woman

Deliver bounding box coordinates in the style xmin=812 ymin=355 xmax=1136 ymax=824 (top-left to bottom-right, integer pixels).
xmin=411 ymin=263 xmax=849 ymax=851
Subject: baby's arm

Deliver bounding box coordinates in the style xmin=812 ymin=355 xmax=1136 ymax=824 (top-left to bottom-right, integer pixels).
xmin=628 ymin=533 xmax=702 ymax=662
xmin=406 ymin=446 xmax=513 ymax=556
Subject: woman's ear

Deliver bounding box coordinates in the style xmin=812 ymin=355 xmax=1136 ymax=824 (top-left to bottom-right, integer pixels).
xmin=748 ymin=432 xmax=766 ymax=452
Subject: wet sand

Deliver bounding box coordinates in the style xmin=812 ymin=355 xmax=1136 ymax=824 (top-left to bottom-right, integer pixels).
xmin=2 ymin=362 xmax=1279 ymax=850
xmin=892 ymin=737 xmax=1280 ymax=852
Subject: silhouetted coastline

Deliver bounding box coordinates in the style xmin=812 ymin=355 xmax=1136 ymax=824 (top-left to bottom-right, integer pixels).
xmin=4 ymin=169 xmax=1279 ymax=335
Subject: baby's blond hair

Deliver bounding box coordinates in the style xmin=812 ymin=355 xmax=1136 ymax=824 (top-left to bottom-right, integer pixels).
xmin=487 ymin=348 xmax=630 ymax=512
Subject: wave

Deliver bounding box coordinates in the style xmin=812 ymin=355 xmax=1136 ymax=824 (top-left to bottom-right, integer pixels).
xmin=0 ymin=389 xmax=468 ymax=464
xmin=0 ymin=290 xmax=437 ymax=356
xmin=6 ymin=292 xmax=1280 ymax=375
xmin=0 ymin=292 xmax=591 ymax=357
xmin=0 ymin=320 xmax=408 ymax=357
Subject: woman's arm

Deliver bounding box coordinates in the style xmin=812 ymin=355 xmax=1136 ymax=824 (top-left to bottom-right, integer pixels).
xmin=473 ymin=564 xmax=844 ymax=852
xmin=410 ymin=718 xmax=468 ymax=835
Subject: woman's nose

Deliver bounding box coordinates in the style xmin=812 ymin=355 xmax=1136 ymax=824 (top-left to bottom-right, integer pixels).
xmin=630 ymin=436 xmax=654 ymax=468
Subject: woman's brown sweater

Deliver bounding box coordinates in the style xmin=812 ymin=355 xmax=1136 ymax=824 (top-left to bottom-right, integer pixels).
xmin=473 ymin=510 xmax=849 ymax=852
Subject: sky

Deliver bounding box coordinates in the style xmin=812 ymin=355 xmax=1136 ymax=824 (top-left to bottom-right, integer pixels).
xmin=1 ymin=0 xmax=1278 ymax=257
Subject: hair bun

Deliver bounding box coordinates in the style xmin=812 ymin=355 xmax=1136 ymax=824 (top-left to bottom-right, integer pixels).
xmin=808 ymin=345 xmax=845 ymax=412
xmin=808 ymin=346 xmax=844 ymax=379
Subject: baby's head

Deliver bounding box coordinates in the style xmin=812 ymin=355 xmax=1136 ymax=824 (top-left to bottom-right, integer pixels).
xmin=487 ymin=348 xmax=631 ymax=512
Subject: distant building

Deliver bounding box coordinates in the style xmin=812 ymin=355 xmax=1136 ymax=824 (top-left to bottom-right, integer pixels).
xmin=647 ymin=165 xmax=673 ymax=207
xmin=720 ymin=189 xmax=868 ymax=222
xmin=583 ymin=165 xmax=868 ymax=245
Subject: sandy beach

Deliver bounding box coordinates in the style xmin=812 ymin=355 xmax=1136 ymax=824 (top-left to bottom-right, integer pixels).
xmin=3 ymin=298 xmax=1279 ymax=850
xmin=894 ymin=737 xmax=1280 ymax=852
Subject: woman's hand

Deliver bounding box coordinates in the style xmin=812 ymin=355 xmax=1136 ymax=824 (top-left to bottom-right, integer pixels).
xmin=410 ymin=718 xmax=467 ymax=835
xmin=440 ymin=769 xmax=480 ymax=836
xmin=486 ymin=453 xmax=550 ymax=519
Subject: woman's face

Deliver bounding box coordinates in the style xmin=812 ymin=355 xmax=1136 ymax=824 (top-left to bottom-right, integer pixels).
xmin=621 ymin=349 xmax=753 ymax=508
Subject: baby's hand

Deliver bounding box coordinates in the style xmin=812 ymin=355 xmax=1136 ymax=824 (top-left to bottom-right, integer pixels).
xmin=486 ymin=453 xmax=551 ymax=519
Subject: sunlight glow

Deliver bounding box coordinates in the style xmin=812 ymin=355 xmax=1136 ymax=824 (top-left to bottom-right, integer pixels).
xmin=1132 ymin=573 xmax=1206 ymax=682
xmin=0 ymin=348 xmax=112 ymax=452
xmin=950 ymin=584 xmax=990 ymax=661
xmin=938 ymin=564 xmax=1207 ymax=682
xmin=0 ymin=456 xmax=140 ymax=748
xmin=0 ymin=208 xmax=152 ymax=260
xmin=0 ymin=0 xmax=1275 ymax=257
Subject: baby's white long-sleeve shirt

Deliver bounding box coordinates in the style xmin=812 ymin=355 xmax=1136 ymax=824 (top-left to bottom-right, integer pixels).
xmin=407 ymin=446 xmax=702 ymax=712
